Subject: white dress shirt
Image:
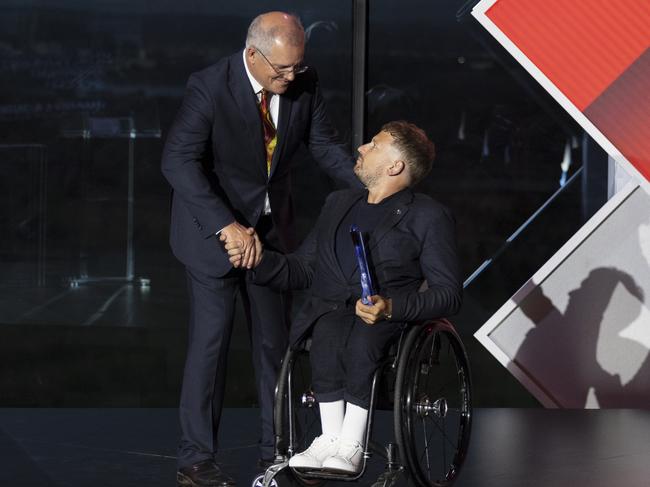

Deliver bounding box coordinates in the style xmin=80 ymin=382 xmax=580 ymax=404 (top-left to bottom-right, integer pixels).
xmin=243 ymin=50 xmax=278 ymax=216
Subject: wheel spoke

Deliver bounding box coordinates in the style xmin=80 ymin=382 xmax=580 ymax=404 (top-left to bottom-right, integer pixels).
xmin=418 ymin=418 xmax=450 ymax=455
xmin=421 ymin=417 xmax=431 ymax=480
xmin=428 ymin=333 xmax=438 ymax=368
xmin=421 ymin=374 xmax=455 ymax=399
xmin=428 ymin=416 xmax=459 ymax=450
xmin=419 ymin=423 xmax=438 ymax=463
xmin=442 ymin=414 xmax=447 ymax=478
xmin=417 ymin=418 xmax=454 ymax=483
xmin=398 ymin=325 xmax=471 ymax=487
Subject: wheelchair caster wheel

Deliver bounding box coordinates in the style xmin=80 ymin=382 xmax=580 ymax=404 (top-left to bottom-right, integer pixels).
xmin=251 ymin=473 xmax=279 ymax=487
xmin=252 ymin=461 xmax=294 ymax=487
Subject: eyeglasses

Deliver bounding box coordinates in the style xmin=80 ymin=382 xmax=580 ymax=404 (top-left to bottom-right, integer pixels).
xmin=254 ymin=46 xmax=308 ymax=76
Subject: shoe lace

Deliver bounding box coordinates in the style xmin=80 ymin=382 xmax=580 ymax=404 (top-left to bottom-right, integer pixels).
xmin=337 ymin=440 xmax=361 ymax=460
xmin=309 ymin=434 xmax=335 ymax=453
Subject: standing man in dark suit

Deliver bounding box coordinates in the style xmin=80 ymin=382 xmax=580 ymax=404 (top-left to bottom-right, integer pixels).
xmin=161 ymin=11 xmax=359 ymax=487
xmin=228 ymin=121 xmax=462 ymax=474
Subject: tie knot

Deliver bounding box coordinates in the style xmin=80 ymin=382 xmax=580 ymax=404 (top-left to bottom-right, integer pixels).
xmin=259 ymin=89 xmax=270 ymax=109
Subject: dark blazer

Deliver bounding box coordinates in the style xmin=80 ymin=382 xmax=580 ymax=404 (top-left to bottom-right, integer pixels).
xmin=252 ymin=188 xmax=463 ymax=345
xmin=161 ymin=51 xmax=359 ymax=277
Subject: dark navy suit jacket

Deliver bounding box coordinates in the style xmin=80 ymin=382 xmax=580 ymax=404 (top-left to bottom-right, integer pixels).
xmin=252 ymin=188 xmax=463 ymax=345
xmin=161 ymin=51 xmax=359 ymax=277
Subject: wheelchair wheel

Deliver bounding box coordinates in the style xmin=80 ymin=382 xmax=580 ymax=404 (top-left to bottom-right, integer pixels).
xmin=274 ymin=345 xmax=325 ymax=486
xmin=394 ymin=320 xmax=472 ymax=486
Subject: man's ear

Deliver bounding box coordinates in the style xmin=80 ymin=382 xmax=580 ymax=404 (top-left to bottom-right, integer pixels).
xmin=387 ymin=159 xmax=406 ymax=176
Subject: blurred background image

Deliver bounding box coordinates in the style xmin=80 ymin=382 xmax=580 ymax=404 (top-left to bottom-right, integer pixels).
xmin=0 ymin=0 xmax=607 ymax=408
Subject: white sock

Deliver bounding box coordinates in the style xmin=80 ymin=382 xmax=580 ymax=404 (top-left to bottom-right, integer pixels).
xmin=319 ymin=400 xmax=344 ymax=437
xmin=340 ymin=402 xmax=368 ymax=445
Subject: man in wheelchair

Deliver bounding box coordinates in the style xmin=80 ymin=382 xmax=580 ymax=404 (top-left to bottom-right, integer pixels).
xmin=226 ymin=120 xmax=461 ymax=475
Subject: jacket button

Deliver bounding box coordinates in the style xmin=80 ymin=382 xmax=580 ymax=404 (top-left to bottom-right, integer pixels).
xmin=395 ymin=208 xmax=402 ymax=215
xmin=332 ymin=304 xmax=338 ymax=310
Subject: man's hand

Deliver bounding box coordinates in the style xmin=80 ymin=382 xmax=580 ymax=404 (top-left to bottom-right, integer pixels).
xmin=252 ymin=232 xmax=263 ymax=267
xmin=355 ymin=295 xmax=392 ymax=325
xmin=219 ymin=222 xmax=258 ymax=269
xmin=224 ymin=230 xmax=265 ymax=268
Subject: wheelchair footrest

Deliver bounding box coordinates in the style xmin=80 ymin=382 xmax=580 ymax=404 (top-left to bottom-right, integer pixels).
xmin=292 ymin=469 xmax=361 ymax=481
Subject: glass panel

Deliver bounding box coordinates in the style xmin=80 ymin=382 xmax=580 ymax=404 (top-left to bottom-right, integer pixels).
xmin=0 ymin=2 xmax=353 ymax=406
xmin=0 ymin=1 xmax=352 ymax=324
xmin=367 ymin=0 xmax=613 ymax=407
xmin=368 ymin=0 xmax=588 ymax=311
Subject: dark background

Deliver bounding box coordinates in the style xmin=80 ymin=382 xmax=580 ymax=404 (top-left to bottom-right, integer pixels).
xmin=0 ymin=0 xmax=606 ymax=408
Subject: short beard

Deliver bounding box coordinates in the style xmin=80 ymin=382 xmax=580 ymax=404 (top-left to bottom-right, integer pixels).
xmin=354 ymin=165 xmax=381 ymax=188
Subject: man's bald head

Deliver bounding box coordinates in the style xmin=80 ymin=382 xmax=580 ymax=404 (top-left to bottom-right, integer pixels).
xmin=246 ymin=11 xmax=305 ymax=53
xmin=244 ymin=12 xmax=306 ymax=94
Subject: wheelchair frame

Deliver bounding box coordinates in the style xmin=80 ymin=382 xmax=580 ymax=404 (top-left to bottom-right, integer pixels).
xmin=261 ymin=319 xmax=472 ymax=487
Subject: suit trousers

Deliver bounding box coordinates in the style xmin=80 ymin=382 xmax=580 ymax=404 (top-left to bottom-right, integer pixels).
xmin=178 ymin=265 xmax=288 ymax=467
xmin=309 ymin=309 xmax=403 ymax=409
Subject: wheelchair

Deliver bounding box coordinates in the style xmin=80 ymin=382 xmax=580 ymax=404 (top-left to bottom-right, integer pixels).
xmin=257 ymin=318 xmax=472 ymax=487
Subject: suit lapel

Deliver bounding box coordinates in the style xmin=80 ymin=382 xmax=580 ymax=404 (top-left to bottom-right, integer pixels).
xmin=228 ymin=53 xmax=267 ymax=179
xmin=269 ymin=95 xmax=292 ymax=180
xmin=345 ymin=189 xmax=413 ymax=283
xmin=324 ymin=190 xmax=366 ymax=282
xmin=367 ymin=189 xmax=414 ymax=251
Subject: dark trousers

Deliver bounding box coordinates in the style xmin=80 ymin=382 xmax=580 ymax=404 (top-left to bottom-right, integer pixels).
xmin=177 ymin=265 xmax=288 ymax=467
xmin=309 ymin=309 xmax=403 ymax=408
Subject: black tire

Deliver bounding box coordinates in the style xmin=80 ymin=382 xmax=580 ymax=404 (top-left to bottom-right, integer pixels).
xmin=394 ymin=320 xmax=472 ymax=486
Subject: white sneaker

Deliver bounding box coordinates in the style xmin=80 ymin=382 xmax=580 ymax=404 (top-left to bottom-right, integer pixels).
xmin=288 ymin=434 xmax=340 ymax=469
xmin=321 ymin=439 xmax=363 ymax=473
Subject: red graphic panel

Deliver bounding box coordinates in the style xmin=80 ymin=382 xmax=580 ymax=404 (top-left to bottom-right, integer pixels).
xmin=486 ymin=0 xmax=650 ymax=110
xmin=585 ymin=49 xmax=650 ymax=181
xmin=485 ymin=0 xmax=650 ymax=182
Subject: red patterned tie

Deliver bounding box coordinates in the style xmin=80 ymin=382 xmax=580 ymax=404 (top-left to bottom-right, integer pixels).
xmin=259 ymin=89 xmax=277 ymax=176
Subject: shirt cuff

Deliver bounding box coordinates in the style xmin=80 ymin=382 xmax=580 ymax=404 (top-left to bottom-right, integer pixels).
xmin=214 ymin=221 xmax=235 ymax=237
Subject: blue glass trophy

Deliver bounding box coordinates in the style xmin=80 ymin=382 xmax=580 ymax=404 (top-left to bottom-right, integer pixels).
xmin=350 ymin=224 xmax=375 ymax=305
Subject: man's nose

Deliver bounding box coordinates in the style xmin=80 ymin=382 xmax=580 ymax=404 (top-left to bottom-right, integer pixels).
xmin=284 ymin=71 xmax=296 ymax=81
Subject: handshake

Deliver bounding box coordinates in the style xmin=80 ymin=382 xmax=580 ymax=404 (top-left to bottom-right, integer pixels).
xmin=218 ymin=221 xmax=392 ymax=325
xmin=218 ymin=221 xmax=263 ymax=269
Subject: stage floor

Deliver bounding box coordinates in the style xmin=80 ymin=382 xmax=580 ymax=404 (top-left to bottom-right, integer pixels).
xmin=0 ymin=408 xmax=648 ymax=487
